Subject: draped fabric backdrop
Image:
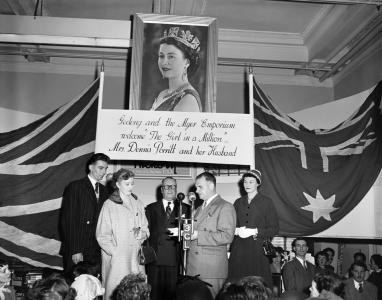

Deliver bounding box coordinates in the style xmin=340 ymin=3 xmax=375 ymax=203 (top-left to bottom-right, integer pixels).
xmin=0 ymin=76 xmax=381 ymax=268
xmin=0 ymin=78 xmax=100 ymax=269
xmin=253 ymin=79 xmax=382 ymax=236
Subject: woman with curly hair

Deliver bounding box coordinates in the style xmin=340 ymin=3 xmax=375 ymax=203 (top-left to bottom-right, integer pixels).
xmin=96 ymin=169 xmax=149 ymax=300
xmin=112 ymin=273 xmax=151 ymax=300
xmin=307 ymin=271 xmax=345 ymax=300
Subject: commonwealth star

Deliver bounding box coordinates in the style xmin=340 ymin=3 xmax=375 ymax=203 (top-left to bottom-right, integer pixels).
xmin=301 ymin=189 xmax=338 ymax=223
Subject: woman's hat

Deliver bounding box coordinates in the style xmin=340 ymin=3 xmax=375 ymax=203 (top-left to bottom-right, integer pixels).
xmin=161 ymin=27 xmax=200 ymax=52
xmin=242 ymin=169 xmax=262 ymax=185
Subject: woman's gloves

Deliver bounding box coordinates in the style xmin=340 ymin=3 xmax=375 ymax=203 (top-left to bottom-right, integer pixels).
xmin=235 ymin=226 xmax=258 ymax=238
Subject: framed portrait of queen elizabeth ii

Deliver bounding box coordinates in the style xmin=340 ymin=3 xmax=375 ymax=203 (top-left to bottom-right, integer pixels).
xmin=129 ymin=13 xmax=217 ymax=113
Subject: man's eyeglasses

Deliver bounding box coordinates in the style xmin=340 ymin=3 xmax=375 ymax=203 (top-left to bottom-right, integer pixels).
xmin=163 ymin=185 xmax=177 ymax=190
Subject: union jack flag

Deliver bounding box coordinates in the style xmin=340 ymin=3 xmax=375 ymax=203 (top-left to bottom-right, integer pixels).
xmin=253 ymin=78 xmax=382 ymax=236
xmin=0 ymin=77 xmax=100 ymax=269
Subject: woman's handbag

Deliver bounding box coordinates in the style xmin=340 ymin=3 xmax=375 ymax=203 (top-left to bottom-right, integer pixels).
xmin=138 ymin=240 xmax=157 ymax=265
xmin=262 ymin=238 xmax=276 ymax=257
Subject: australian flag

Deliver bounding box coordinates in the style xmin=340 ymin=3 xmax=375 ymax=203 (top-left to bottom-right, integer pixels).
xmin=253 ymin=78 xmax=382 ymax=236
xmin=0 ymin=77 xmax=100 ymax=269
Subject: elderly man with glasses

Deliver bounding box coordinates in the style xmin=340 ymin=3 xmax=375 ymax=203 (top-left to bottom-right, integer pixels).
xmin=145 ymin=176 xmax=190 ymax=300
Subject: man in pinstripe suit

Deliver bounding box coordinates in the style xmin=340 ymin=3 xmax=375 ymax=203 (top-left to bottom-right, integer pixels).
xmin=59 ymin=153 xmax=110 ymax=277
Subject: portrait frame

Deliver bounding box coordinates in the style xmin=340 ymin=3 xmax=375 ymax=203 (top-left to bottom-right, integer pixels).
xmin=129 ymin=13 xmax=217 ymax=112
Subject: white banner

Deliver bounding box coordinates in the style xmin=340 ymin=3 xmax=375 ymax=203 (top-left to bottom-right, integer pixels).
xmin=95 ymin=109 xmax=253 ymax=165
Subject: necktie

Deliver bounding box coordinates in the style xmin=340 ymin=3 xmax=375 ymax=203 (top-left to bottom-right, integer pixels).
xmin=358 ymin=282 xmax=363 ymax=293
xmin=166 ymin=202 xmax=172 ymax=219
xmin=202 ymin=200 xmax=207 ymax=210
xmin=95 ymin=182 xmax=99 ymax=197
xmin=303 ymin=261 xmax=307 ymax=270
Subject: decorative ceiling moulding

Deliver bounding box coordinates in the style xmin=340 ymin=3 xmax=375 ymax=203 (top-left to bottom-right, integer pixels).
xmin=0 ymin=15 xmax=131 ymax=39
xmin=0 ymin=57 xmax=127 ymax=77
xmin=217 ymin=65 xmax=333 ymax=87
xmin=218 ymin=28 xmax=307 ymax=62
xmin=269 ymin=0 xmax=382 ymax=5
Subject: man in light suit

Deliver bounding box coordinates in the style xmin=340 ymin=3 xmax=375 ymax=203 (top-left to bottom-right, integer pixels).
xmin=186 ymin=171 xmax=236 ymax=297
xmin=59 ymin=152 xmax=110 ymax=278
xmin=282 ymin=237 xmax=315 ymax=296
xmin=145 ymin=176 xmax=190 ymax=300
xmin=344 ymin=261 xmax=377 ymax=300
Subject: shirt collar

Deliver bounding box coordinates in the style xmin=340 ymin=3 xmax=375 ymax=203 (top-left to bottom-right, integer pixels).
xmin=204 ymin=194 xmax=218 ymax=207
xmin=296 ymin=256 xmax=306 ymax=266
xmin=88 ymin=175 xmax=98 ymax=189
xmin=353 ymin=279 xmax=363 ymax=288
xmin=162 ymin=199 xmax=174 ymax=208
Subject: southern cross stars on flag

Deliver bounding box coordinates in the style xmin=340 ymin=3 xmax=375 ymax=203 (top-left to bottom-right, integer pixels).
xmin=252 ymin=79 xmax=382 ymax=236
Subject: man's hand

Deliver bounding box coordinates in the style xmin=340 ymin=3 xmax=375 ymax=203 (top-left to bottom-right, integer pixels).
xmin=72 ymin=253 xmax=83 ymax=264
xmin=191 ymin=230 xmax=198 ymax=240
xmin=168 ymin=228 xmax=179 ymax=236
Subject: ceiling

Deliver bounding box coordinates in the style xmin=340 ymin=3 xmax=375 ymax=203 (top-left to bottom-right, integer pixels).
xmin=0 ymin=0 xmax=381 ymax=82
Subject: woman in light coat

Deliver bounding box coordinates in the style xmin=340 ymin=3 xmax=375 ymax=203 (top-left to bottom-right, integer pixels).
xmin=96 ymin=169 xmax=149 ymax=300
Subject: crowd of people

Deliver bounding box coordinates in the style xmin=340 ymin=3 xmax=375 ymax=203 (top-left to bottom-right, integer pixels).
xmin=5 ymin=152 xmax=379 ymax=300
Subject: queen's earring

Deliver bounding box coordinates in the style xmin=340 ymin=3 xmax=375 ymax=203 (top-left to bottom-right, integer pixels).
xmin=182 ymin=68 xmax=187 ymax=81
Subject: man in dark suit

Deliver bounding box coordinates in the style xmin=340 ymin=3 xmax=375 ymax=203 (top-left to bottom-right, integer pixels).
xmin=145 ymin=176 xmax=190 ymax=300
xmin=344 ymin=261 xmax=377 ymax=300
xmin=282 ymin=237 xmax=315 ymax=296
xmin=186 ymin=172 xmax=236 ymax=297
xmin=59 ymin=152 xmax=110 ymax=277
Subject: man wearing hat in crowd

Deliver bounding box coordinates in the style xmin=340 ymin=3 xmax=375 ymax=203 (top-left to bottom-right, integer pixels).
xmin=228 ymin=169 xmax=279 ymax=289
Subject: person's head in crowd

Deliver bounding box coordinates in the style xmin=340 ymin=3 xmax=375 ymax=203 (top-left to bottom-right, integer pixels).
xmin=27 ymin=272 xmax=76 ymax=300
xmin=269 ymin=246 xmax=285 ymax=267
xmin=86 ymin=153 xmax=109 ymax=181
xmin=174 ymin=278 xmax=213 ymax=300
xmin=195 ymin=172 xmax=216 ymax=201
xmin=315 ymin=251 xmax=329 ymax=270
xmin=353 ymin=251 xmax=366 ymax=264
xmin=309 ymin=271 xmax=344 ymax=297
xmin=72 ymin=261 xmax=99 ymax=279
xmin=369 ymin=254 xmax=382 ymax=272
xmin=111 ymin=273 xmax=150 ymax=300
xmin=291 ymin=237 xmax=309 ymax=260
xmin=236 ymin=276 xmax=272 ymax=300
xmin=71 ymin=273 xmax=104 ymax=300
xmin=0 ymin=259 xmax=11 ymax=289
xmin=323 ymin=247 xmax=335 ymax=266
xmin=161 ymin=176 xmax=177 ymax=202
xmin=279 ymin=290 xmax=306 ymax=300
xmin=350 ymin=261 xmax=367 ymax=283
xmin=215 ymin=282 xmax=249 ymax=300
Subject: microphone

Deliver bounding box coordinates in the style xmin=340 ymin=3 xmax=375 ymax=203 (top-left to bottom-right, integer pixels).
xmin=177 ymin=193 xmax=185 ymax=201
xmin=188 ymin=192 xmax=196 ymax=201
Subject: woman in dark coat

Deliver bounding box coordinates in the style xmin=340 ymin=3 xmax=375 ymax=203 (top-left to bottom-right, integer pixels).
xmin=228 ymin=169 xmax=279 ymax=288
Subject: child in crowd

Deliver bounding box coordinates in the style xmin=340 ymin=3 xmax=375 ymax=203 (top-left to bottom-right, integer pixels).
xmin=70 ymin=262 xmax=104 ymax=300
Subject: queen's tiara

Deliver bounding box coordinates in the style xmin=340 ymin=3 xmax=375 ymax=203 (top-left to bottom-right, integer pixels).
xmin=162 ymin=27 xmax=200 ymax=52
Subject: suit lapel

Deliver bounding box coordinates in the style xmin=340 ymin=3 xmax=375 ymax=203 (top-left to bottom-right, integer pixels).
xmin=195 ymin=195 xmax=220 ymax=229
xmin=83 ymin=177 xmax=98 ymax=206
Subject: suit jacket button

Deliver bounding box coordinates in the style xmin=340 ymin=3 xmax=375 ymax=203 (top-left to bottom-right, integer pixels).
xmin=86 ymin=221 xmax=90 ymax=224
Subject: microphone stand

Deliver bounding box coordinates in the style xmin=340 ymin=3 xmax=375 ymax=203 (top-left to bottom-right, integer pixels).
xmin=180 ymin=193 xmax=196 ymax=275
